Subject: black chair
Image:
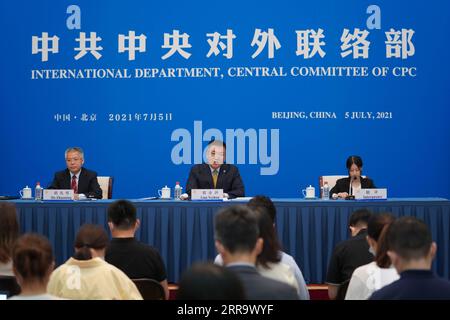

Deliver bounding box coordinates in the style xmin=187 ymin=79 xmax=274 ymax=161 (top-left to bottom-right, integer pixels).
xmin=0 ymin=275 xmax=21 ymax=298
xmin=335 ymin=278 xmax=350 ymax=300
xmin=132 ymin=278 xmax=165 ymax=300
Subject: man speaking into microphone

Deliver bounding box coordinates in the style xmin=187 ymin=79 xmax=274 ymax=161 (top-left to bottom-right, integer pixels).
xmin=184 ymin=139 xmax=245 ymax=199
xmin=330 ymin=155 xmax=376 ymax=199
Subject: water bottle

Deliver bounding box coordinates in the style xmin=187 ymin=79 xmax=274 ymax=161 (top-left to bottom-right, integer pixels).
xmin=322 ymin=182 xmax=330 ymax=200
xmin=174 ymin=182 xmax=182 ymax=200
xmin=35 ymin=182 xmax=43 ymax=201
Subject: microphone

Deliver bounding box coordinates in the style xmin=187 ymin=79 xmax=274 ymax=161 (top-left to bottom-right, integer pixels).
xmin=346 ymin=175 xmax=357 ymax=200
xmin=352 ymin=175 xmax=358 ymax=195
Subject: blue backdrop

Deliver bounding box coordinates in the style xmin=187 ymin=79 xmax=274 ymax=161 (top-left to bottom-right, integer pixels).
xmin=1 ymin=1 xmax=449 ymax=199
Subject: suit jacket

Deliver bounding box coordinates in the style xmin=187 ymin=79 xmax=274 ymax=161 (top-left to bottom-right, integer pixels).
xmin=329 ymin=176 xmax=376 ymax=197
xmin=47 ymin=168 xmax=103 ymax=199
xmin=227 ymin=265 xmax=299 ymax=300
xmin=185 ymin=164 xmax=245 ymax=199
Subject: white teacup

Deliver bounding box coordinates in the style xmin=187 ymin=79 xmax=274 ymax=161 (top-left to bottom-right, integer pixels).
xmin=20 ymin=186 xmax=32 ymax=199
xmin=302 ymin=185 xmax=315 ymax=198
xmin=158 ymin=186 xmax=171 ymax=199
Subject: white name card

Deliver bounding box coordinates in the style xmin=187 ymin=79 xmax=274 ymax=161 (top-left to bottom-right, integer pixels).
xmin=355 ymin=188 xmax=387 ymax=200
xmin=191 ymin=189 xmax=224 ymax=201
xmin=43 ymin=189 xmax=74 ymax=200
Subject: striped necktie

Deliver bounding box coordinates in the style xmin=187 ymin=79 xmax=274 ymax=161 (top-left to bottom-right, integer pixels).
xmin=71 ymin=175 xmax=78 ymax=194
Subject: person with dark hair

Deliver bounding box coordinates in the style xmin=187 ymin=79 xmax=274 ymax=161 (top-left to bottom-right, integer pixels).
xmin=330 ymin=155 xmax=376 ymax=199
xmin=47 ymin=224 xmax=142 ymax=300
xmin=105 ymin=200 xmax=169 ymax=299
xmin=215 ymin=195 xmax=310 ymax=299
xmin=177 ymin=262 xmax=246 ymax=300
xmin=248 ymin=195 xmax=277 ymax=221
xmin=345 ymin=213 xmax=398 ymax=299
xmin=9 ymin=234 xmax=59 ymax=300
xmin=214 ymin=205 xmax=299 ymax=300
xmin=250 ymin=207 xmax=299 ymax=291
xmin=47 ymin=147 xmax=102 ymax=199
xmin=326 ymin=209 xmax=374 ymax=299
xmin=184 ymin=139 xmax=245 ymax=199
xmin=370 ymin=217 xmax=450 ymax=299
xmin=348 ymin=209 xmax=372 ymax=237
xmin=0 ymin=202 xmax=19 ymax=276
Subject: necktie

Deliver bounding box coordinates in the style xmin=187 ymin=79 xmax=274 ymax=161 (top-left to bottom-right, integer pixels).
xmin=212 ymin=170 xmax=218 ymax=188
xmin=71 ymin=175 xmax=78 ymax=194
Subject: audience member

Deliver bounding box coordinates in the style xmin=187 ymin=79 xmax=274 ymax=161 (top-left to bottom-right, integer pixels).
xmin=47 ymin=224 xmax=142 ymax=300
xmin=326 ymin=209 xmax=373 ymax=299
xmin=214 ymin=205 xmax=299 ymax=300
xmin=345 ymin=213 xmax=398 ymax=299
xmin=177 ymin=262 xmax=246 ymax=300
xmin=370 ymin=217 xmax=450 ymax=299
xmin=106 ymin=200 xmax=169 ymax=299
xmin=9 ymin=234 xmax=59 ymax=300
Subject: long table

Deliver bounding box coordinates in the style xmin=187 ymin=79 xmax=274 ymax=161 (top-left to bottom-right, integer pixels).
xmin=12 ymin=198 xmax=450 ymax=283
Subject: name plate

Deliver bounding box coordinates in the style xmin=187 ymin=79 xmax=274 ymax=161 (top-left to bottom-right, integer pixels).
xmin=191 ymin=189 xmax=224 ymax=201
xmin=43 ymin=189 xmax=74 ymax=200
xmin=355 ymin=188 xmax=387 ymax=200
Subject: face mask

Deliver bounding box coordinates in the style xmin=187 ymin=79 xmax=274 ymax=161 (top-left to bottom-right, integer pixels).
xmin=369 ymin=246 xmax=376 ymax=256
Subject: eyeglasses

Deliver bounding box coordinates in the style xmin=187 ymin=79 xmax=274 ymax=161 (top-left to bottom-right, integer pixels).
xmin=209 ymin=152 xmax=225 ymax=157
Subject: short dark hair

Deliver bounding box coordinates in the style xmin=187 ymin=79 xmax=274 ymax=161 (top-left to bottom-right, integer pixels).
xmin=108 ymin=200 xmax=137 ymax=230
xmin=346 ymin=155 xmax=363 ymax=170
xmin=367 ymin=213 xmax=395 ymax=242
xmin=177 ymin=263 xmax=246 ymax=300
xmin=13 ymin=233 xmax=53 ymax=282
xmin=0 ymin=202 xmax=19 ymax=263
xmin=387 ymin=217 xmax=433 ymax=261
xmin=214 ymin=205 xmax=259 ymax=254
xmin=207 ymin=139 xmax=226 ymax=149
xmin=248 ymin=195 xmax=277 ymax=223
xmin=73 ymin=224 xmax=109 ymax=260
xmin=348 ymin=209 xmax=372 ymax=227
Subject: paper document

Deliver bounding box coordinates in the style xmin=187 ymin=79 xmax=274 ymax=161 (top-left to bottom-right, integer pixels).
xmin=227 ymin=197 xmax=253 ymax=201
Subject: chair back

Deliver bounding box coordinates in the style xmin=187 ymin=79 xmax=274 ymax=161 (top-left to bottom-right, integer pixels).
xmin=0 ymin=275 xmax=21 ymax=298
xmin=132 ymin=278 xmax=165 ymax=300
xmin=335 ymin=279 xmax=350 ymax=300
xmin=97 ymin=176 xmax=113 ymax=199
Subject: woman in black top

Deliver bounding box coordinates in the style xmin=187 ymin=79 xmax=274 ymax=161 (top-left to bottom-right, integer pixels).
xmin=330 ymin=155 xmax=375 ymax=199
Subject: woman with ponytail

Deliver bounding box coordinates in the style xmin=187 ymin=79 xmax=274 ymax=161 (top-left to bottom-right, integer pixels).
xmin=47 ymin=224 xmax=142 ymax=300
xmin=345 ymin=213 xmax=399 ymax=299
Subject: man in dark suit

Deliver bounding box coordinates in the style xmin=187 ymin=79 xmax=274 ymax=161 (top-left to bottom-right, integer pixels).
xmin=47 ymin=147 xmax=102 ymax=199
xmin=185 ymin=140 xmax=244 ymax=199
xmin=214 ymin=205 xmax=299 ymax=300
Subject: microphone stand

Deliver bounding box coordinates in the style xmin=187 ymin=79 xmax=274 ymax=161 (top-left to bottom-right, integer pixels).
xmin=345 ymin=176 xmax=356 ymax=200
